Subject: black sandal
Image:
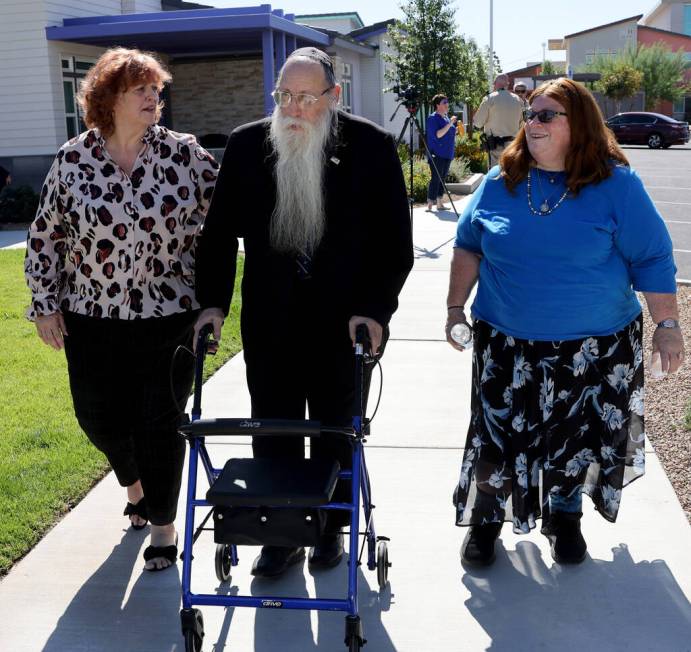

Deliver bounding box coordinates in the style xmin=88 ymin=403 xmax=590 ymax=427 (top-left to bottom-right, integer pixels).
xmin=123 ymin=498 xmax=148 ymax=530
xmin=143 ymin=535 xmax=178 ymax=572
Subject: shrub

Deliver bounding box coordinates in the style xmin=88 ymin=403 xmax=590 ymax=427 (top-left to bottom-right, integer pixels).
xmin=446 ymin=157 xmax=470 ymax=183
xmin=401 ymin=155 xmax=432 ymax=203
xmin=455 ymin=133 xmax=488 ymax=173
xmin=0 ymin=185 xmax=40 ymax=224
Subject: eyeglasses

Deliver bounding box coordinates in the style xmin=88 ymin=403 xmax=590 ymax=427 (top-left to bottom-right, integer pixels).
xmin=271 ymin=87 xmax=334 ymax=108
xmin=523 ymin=109 xmax=568 ymax=123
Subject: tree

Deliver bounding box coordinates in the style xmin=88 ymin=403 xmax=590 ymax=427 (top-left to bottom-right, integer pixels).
xmin=586 ymin=44 xmax=690 ymax=111
xmin=457 ymin=35 xmax=493 ymax=135
xmin=627 ymin=43 xmax=689 ymax=110
xmin=385 ymin=0 xmax=464 ymax=126
xmin=596 ymin=62 xmax=643 ymax=114
xmin=541 ymin=60 xmax=556 ymax=76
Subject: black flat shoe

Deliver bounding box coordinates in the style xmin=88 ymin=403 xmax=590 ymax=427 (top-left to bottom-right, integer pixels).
xmin=544 ymin=512 xmax=587 ymax=564
xmin=460 ymin=522 xmax=502 ymax=567
xmin=143 ymin=534 xmax=178 ymax=572
xmin=309 ymin=533 xmax=345 ymax=569
xmin=124 ymin=497 xmax=148 ymax=530
xmin=251 ymin=546 xmax=305 ymax=578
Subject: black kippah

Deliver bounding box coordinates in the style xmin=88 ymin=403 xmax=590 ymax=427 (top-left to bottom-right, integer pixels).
xmin=287 ymin=47 xmax=334 ymax=73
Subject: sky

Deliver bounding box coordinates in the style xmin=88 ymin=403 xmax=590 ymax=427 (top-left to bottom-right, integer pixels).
xmin=205 ymin=0 xmax=655 ymax=73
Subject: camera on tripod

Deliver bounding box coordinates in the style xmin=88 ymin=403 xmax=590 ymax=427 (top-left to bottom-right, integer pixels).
xmin=392 ymin=84 xmax=421 ymax=110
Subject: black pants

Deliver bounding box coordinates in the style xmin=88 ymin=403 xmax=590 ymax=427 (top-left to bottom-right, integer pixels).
xmin=243 ymin=285 xmax=381 ymax=532
xmin=427 ymin=155 xmax=452 ymax=201
xmin=63 ymin=311 xmax=197 ymax=525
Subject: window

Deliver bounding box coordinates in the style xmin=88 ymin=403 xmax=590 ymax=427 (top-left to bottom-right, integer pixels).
xmin=61 ymin=56 xmax=96 ymax=139
xmin=341 ymin=62 xmax=353 ymax=113
xmin=684 ymin=4 xmax=691 ymax=36
xmin=673 ymin=97 xmax=685 ymax=114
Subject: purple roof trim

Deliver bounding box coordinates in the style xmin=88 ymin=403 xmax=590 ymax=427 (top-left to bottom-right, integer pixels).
xmin=47 ymin=9 xmax=329 ymax=46
xmin=63 ymin=5 xmax=273 ymax=26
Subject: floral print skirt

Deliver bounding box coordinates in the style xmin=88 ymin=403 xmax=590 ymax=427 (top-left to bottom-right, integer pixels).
xmin=453 ymin=315 xmax=645 ymax=533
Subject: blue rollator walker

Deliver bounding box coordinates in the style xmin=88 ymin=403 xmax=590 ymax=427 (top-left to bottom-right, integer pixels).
xmin=178 ymin=324 xmax=390 ymax=651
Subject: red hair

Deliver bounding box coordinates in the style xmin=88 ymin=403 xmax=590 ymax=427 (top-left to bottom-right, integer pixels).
xmin=77 ymin=47 xmax=171 ymax=137
xmin=500 ymin=77 xmax=628 ymax=195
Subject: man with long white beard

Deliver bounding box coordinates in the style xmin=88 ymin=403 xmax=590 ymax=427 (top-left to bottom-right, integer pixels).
xmin=194 ymin=48 xmax=413 ymax=578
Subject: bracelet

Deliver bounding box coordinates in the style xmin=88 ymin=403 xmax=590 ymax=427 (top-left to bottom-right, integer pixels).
xmin=447 ymin=305 xmax=464 ymax=311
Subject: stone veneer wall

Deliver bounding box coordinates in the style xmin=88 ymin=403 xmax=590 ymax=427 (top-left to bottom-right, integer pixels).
xmin=169 ymin=58 xmax=266 ymax=139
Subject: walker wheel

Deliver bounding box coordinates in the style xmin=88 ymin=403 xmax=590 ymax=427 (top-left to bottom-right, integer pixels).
xmin=184 ymin=628 xmax=203 ymax=652
xmin=181 ymin=608 xmax=204 ymax=652
xmin=349 ymin=638 xmax=363 ymax=651
xmin=214 ymin=544 xmax=232 ymax=582
xmin=376 ymin=540 xmax=390 ymax=590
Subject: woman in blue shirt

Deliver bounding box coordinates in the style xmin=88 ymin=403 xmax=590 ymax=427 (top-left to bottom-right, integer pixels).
xmin=425 ymin=94 xmax=457 ymax=211
xmin=446 ymin=78 xmax=685 ymax=567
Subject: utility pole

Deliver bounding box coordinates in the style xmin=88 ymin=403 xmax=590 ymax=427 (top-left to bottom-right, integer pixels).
xmin=542 ymin=42 xmax=546 ymax=67
xmin=488 ymin=0 xmax=494 ymax=92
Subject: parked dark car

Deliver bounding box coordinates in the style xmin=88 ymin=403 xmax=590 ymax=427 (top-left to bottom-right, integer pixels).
xmin=605 ymin=112 xmax=690 ymax=149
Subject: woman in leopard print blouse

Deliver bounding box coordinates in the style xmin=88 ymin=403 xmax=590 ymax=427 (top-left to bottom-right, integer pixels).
xmin=24 ymin=48 xmax=218 ymax=572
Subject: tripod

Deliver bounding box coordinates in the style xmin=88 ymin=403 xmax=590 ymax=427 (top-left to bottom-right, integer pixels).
xmin=390 ymin=101 xmax=459 ymax=223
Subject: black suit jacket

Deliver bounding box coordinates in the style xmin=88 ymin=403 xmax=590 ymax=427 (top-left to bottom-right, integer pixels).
xmin=196 ymin=111 xmax=413 ymax=347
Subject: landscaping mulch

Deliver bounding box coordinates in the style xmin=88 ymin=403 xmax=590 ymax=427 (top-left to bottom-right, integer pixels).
xmin=641 ymin=285 xmax=691 ymax=524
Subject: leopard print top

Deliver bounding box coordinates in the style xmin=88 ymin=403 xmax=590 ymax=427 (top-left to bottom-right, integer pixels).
xmin=25 ymin=125 xmax=219 ymax=320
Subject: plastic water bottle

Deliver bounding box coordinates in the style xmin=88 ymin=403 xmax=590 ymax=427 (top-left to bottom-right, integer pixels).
xmin=649 ymin=351 xmax=666 ymax=380
xmin=450 ymin=322 xmax=472 ymax=347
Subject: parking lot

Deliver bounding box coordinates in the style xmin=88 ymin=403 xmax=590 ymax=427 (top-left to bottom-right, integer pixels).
xmin=624 ymin=144 xmax=691 ymax=282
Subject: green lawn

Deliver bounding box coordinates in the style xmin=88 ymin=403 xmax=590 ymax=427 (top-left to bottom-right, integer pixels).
xmin=0 ymin=249 xmax=243 ymax=575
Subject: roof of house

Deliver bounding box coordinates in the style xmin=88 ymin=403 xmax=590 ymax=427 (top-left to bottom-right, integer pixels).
xmin=348 ymin=18 xmax=396 ymax=40
xmin=564 ymin=14 xmax=643 ymax=39
xmin=638 ymin=24 xmax=691 ymax=42
xmin=505 ymin=62 xmax=543 ymax=77
xmin=305 ymin=27 xmax=376 ymax=55
xmin=294 ymin=12 xmax=364 ymax=28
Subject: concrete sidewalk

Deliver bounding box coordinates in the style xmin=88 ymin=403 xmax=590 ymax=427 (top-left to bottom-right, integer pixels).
xmin=0 ymin=229 xmax=27 ymax=249
xmin=1 ymin=202 xmax=690 ymax=651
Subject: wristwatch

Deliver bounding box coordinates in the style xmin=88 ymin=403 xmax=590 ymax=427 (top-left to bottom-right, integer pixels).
xmin=657 ymin=318 xmax=680 ymax=329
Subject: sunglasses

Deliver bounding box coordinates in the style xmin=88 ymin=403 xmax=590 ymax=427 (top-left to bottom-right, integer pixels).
xmin=515 ymin=89 xmax=526 ymax=94
xmin=523 ymin=109 xmax=568 ymax=123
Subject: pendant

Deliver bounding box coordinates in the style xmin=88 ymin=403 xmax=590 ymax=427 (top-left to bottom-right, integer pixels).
xmin=540 ymin=201 xmax=550 ymax=213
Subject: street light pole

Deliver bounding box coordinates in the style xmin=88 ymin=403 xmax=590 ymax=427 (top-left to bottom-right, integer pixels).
xmin=488 ymin=0 xmax=494 ymax=92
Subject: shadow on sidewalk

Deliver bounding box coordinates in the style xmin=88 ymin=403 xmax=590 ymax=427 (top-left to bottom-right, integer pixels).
xmin=414 ymin=238 xmax=455 ymax=260
xmin=463 ymin=541 xmax=691 ymax=651
xmin=42 ymin=530 xmax=183 ymax=652
xmin=244 ymin=554 xmax=397 ymax=651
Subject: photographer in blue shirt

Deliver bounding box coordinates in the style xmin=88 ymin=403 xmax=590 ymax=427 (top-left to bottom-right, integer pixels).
xmin=425 ymin=94 xmax=457 ymax=211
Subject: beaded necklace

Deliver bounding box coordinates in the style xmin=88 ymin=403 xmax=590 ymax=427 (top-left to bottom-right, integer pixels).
xmin=526 ymin=167 xmax=569 ymax=215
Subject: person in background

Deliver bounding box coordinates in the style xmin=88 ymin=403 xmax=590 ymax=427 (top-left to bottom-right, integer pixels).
xmin=446 ymin=77 xmax=684 ymax=568
xmin=513 ymin=81 xmax=530 ymax=110
xmin=425 ymin=93 xmax=457 ymax=211
xmin=25 ymin=47 xmax=218 ymax=572
xmin=473 ymin=74 xmax=524 ymax=167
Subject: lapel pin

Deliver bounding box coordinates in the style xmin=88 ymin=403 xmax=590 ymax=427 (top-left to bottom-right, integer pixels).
xmin=330 ymin=156 xmax=340 ymax=165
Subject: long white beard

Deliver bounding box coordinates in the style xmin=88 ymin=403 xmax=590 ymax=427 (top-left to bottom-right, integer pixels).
xmin=268 ymin=107 xmax=337 ymax=254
